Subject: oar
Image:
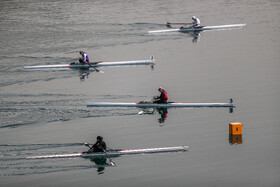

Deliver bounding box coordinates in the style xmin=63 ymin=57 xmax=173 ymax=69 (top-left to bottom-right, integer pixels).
xmin=84 ymin=142 xmax=108 ymax=154
xmin=84 ymin=143 xmax=120 ymax=153
xmin=88 ymin=62 xmax=104 ymax=73
xmin=166 ymin=22 xmax=192 ymax=26
xmin=84 ymin=142 xmax=91 ymax=148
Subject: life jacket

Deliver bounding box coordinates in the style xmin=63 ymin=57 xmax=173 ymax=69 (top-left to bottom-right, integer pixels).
xmin=162 ymin=90 xmax=168 ymax=100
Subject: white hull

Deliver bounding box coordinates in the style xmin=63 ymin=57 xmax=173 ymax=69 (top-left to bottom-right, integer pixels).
xmin=24 ymin=57 xmax=155 ymax=69
xmin=27 ymin=146 xmax=188 ymax=159
xmin=87 ymin=101 xmax=235 ymax=108
xmin=148 ymin=24 xmax=246 ymax=34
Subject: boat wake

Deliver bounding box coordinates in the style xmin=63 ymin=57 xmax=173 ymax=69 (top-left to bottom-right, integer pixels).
xmin=0 ymin=143 xmax=90 ymax=176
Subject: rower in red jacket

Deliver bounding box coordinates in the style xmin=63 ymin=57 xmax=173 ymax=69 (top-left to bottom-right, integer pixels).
xmin=154 ymin=87 xmax=168 ymax=103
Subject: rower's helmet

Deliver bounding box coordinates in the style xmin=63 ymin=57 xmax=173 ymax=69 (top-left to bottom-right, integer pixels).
xmin=158 ymin=87 xmax=164 ymax=92
xmin=97 ymin=136 xmax=103 ymax=141
xmin=192 ymin=16 xmax=196 ymax=20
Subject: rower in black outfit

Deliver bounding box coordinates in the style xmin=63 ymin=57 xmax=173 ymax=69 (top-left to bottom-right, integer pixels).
xmin=88 ymin=136 xmax=107 ymax=153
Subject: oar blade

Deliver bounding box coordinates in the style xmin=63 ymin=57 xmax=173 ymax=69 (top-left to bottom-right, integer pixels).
xmin=84 ymin=142 xmax=90 ymax=147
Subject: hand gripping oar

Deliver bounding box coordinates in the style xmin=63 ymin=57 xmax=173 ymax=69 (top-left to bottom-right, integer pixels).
xmin=84 ymin=143 xmax=118 ymax=152
xmin=84 ymin=143 xmax=116 ymax=166
xmin=84 ymin=142 xmax=107 ymax=155
xmin=84 ymin=142 xmax=111 ymax=155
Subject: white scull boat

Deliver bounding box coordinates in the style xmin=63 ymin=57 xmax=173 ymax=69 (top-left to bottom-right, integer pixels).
xmin=148 ymin=24 xmax=246 ymax=34
xmin=27 ymin=146 xmax=188 ymax=159
xmin=87 ymin=100 xmax=234 ymax=108
xmin=24 ymin=56 xmax=155 ymax=69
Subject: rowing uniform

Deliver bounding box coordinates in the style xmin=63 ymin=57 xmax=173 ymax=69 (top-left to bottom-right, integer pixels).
xmin=89 ymin=141 xmax=107 ymax=153
xmin=154 ymin=90 xmax=168 ymax=103
xmin=79 ymin=53 xmax=89 ymax=64
xmin=190 ymin=18 xmax=200 ymax=28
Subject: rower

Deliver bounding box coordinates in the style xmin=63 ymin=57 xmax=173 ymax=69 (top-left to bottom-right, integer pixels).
xmin=190 ymin=16 xmax=200 ymax=28
xmin=88 ymin=136 xmax=107 ymax=153
xmin=153 ymin=87 xmax=168 ymax=103
xmin=79 ymin=51 xmax=89 ymax=64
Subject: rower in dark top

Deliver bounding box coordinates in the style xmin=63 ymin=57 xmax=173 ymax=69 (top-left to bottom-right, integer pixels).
xmin=154 ymin=87 xmax=168 ymax=103
xmin=88 ymin=136 xmax=107 ymax=153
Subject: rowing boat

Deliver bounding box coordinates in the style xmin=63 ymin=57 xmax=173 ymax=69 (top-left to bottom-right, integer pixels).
xmin=27 ymin=146 xmax=188 ymax=159
xmin=87 ymin=100 xmax=235 ymax=108
xmin=24 ymin=56 xmax=155 ymax=69
xmin=148 ymin=23 xmax=246 ymax=34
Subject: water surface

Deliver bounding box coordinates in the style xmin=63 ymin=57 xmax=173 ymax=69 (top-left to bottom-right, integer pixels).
xmin=0 ymin=0 xmax=279 ymax=186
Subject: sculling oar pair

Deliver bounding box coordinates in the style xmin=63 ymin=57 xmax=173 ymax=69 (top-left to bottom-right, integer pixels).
xmin=84 ymin=142 xmax=118 ymax=152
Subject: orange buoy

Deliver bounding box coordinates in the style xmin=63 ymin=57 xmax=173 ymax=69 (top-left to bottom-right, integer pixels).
xmin=229 ymin=122 xmax=242 ymax=135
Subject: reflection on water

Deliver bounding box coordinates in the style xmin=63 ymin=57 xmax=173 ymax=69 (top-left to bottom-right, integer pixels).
xmin=229 ymin=134 xmax=243 ymax=145
xmin=166 ymin=25 xmax=202 ymax=43
xmin=191 ymin=32 xmax=202 ymax=43
xmin=79 ymin=69 xmax=90 ymax=80
xmin=139 ymin=107 xmax=233 ymax=125
xmin=157 ymin=108 xmax=168 ymax=124
xmin=0 ymin=143 xmax=119 ymax=176
xmin=87 ymin=157 xmax=116 ymax=175
xmin=139 ymin=107 xmax=168 ymax=125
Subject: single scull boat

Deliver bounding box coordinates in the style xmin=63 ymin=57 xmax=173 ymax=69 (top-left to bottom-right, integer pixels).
xmin=148 ymin=23 xmax=246 ymax=34
xmin=27 ymin=146 xmax=188 ymax=159
xmin=87 ymin=99 xmax=234 ymax=108
xmin=24 ymin=56 xmax=155 ymax=69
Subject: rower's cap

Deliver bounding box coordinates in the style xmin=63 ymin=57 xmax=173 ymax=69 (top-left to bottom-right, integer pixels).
xmin=97 ymin=136 xmax=103 ymax=140
xmin=158 ymin=87 xmax=164 ymax=91
xmin=192 ymin=16 xmax=196 ymax=19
